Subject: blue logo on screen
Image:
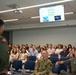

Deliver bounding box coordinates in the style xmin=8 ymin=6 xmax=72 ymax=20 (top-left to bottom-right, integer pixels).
xmin=54 ymin=15 xmax=61 ymax=21
xmin=43 ymin=16 xmax=49 ymax=22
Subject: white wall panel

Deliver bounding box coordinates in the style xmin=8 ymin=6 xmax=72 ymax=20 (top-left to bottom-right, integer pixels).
xmin=13 ymin=26 xmax=76 ymax=46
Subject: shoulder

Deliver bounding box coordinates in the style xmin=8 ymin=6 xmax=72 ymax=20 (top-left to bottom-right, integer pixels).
xmin=47 ymin=59 xmax=52 ymax=64
xmin=69 ymin=57 xmax=76 ymax=61
xmin=60 ymin=51 xmax=63 ymax=53
xmin=35 ymin=50 xmax=38 ymax=52
xmin=0 ymin=35 xmax=3 ymax=38
xmin=0 ymin=35 xmax=4 ymax=40
xmin=38 ymin=58 xmax=43 ymax=62
xmin=0 ymin=36 xmax=7 ymax=43
xmin=63 ymin=58 xmax=72 ymax=63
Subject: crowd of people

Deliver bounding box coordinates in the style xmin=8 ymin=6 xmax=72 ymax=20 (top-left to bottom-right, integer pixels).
xmin=1 ymin=19 xmax=76 ymax=75
xmin=8 ymin=43 xmax=76 ymax=63
xmin=7 ymin=43 xmax=76 ymax=75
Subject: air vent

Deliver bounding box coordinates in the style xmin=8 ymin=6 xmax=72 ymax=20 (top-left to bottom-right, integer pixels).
xmin=7 ymin=4 xmax=18 ymax=9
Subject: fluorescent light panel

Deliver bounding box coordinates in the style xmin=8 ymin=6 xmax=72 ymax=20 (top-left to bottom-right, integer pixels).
xmin=31 ymin=12 xmax=74 ymax=19
xmin=4 ymin=12 xmax=73 ymax=22
xmin=65 ymin=12 xmax=73 ymax=15
xmin=31 ymin=16 xmax=40 ymax=19
xmin=19 ymin=0 xmax=73 ymax=10
xmin=0 ymin=0 xmax=74 ymax=13
xmin=4 ymin=19 xmax=18 ymax=22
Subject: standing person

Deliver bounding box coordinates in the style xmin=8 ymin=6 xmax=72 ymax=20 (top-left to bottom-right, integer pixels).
xmin=0 ymin=19 xmax=9 ymax=75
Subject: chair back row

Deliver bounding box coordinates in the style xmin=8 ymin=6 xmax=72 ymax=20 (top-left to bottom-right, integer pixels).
xmin=12 ymin=60 xmax=35 ymax=70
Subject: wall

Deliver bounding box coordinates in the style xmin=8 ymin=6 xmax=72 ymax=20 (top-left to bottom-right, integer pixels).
xmin=13 ymin=26 xmax=76 ymax=46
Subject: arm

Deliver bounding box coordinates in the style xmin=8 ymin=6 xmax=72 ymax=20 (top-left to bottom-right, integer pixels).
xmin=33 ymin=60 xmax=40 ymax=74
xmin=55 ymin=61 xmax=64 ymax=67
xmin=21 ymin=55 xmax=27 ymax=60
xmin=58 ymin=54 xmax=61 ymax=60
xmin=55 ymin=59 xmax=70 ymax=67
xmin=17 ymin=53 xmax=20 ymax=60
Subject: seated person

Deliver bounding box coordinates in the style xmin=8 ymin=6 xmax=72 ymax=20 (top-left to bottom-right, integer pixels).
xmin=19 ymin=48 xmax=27 ymax=63
xmin=74 ymin=49 xmax=76 ymax=57
xmin=36 ymin=47 xmax=44 ymax=60
xmin=67 ymin=44 xmax=72 ymax=51
xmin=47 ymin=44 xmax=55 ymax=56
xmin=58 ymin=45 xmax=69 ymax=59
xmin=67 ymin=48 xmax=74 ymax=58
xmin=29 ymin=45 xmax=38 ymax=56
xmin=31 ymin=50 xmax=52 ymax=75
xmin=55 ymin=51 xmax=76 ymax=75
xmin=10 ymin=48 xmax=19 ymax=62
xmin=55 ymin=44 xmax=63 ymax=54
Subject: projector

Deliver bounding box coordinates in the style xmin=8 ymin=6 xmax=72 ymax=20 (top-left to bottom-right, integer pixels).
xmin=14 ymin=8 xmax=23 ymax=13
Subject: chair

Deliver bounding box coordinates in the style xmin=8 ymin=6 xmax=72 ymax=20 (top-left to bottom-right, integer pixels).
xmin=28 ymin=56 xmax=36 ymax=61
xmin=50 ymin=54 xmax=59 ymax=63
xmin=24 ymin=60 xmax=35 ymax=74
xmin=52 ymin=64 xmax=60 ymax=74
xmin=60 ymin=64 xmax=67 ymax=71
xmin=12 ymin=60 xmax=22 ymax=73
xmin=52 ymin=63 xmax=67 ymax=74
xmin=24 ymin=60 xmax=35 ymax=70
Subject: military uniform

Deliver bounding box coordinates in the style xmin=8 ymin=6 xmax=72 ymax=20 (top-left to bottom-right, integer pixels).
xmin=32 ymin=58 xmax=52 ymax=75
xmin=60 ymin=57 xmax=76 ymax=75
xmin=0 ymin=35 xmax=9 ymax=75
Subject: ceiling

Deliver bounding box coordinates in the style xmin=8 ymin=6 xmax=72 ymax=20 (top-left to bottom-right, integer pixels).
xmin=0 ymin=0 xmax=76 ymax=25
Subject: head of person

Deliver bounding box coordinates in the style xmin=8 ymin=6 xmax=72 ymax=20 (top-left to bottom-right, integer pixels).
xmin=58 ymin=44 xmax=63 ymax=49
xmin=72 ymin=47 xmax=75 ymax=51
xmin=21 ymin=44 xmax=25 ymax=49
xmin=71 ymin=47 xmax=75 ymax=54
xmin=46 ymin=43 xmax=49 ymax=48
xmin=69 ymin=48 xmax=72 ymax=52
xmin=41 ymin=49 xmax=48 ymax=59
xmin=36 ymin=44 xmax=40 ymax=48
xmin=0 ymin=19 xmax=4 ymax=35
xmin=39 ymin=47 xmax=44 ymax=53
xmin=63 ymin=45 xmax=67 ymax=51
xmin=25 ymin=44 xmax=28 ymax=47
xmin=16 ymin=44 xmax=20 ymax=49
xmin=21 ymin=48 xmax=26 ymax=53
xmin=54 ymin=45 xmax=57 ymax=50
xmin=42 ymin=46 xmax=46 ymax=50
xmin=50 ymin=44 xmax=53 ymax=49
xmin=30 ymin=44 xmax=33 ymax=48
xmin=8 ymin=43 xmax=12 ymax=48
xmin=12 ymin=48 xmax=17 ymax=54
xmin=32 ymin=45 xmax=36 ymax=50
xmin=71 ymin=47 xmax=76 ymax=57
xmin=68 ymin=44 xmax=72 ymax=48
xmin=8 ymin=43 xmax=12 ymax=50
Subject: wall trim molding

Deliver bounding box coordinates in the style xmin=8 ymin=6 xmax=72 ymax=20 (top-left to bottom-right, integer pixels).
xmin=5 ymin=20 xmax=76 ymax=30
